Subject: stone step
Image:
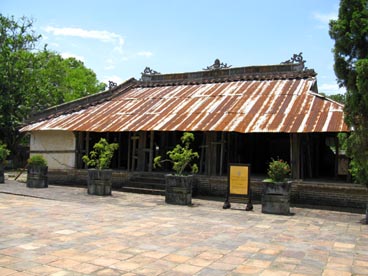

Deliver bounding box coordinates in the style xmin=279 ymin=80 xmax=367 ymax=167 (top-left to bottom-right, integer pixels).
xmin=130 ymin=176 xmax=165 ymax=185
xmin=120 ymin=186 xmax=165 ymax=196
xmin=122 ymin=172 xmax=167 ymax=195
xmin=124 ymin=181 xmax=166 ymax=190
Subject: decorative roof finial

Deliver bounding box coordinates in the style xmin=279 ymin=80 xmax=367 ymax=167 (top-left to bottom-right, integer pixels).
xmin=203 ymin=59 xmax=231 ymax=71
xmin=108 ymin=81 xmax=117 ymax=89
xmin=281 ymin=52 xmax=306 ymax=65
xmin=141 ymin=67 xmax=161 ymax=75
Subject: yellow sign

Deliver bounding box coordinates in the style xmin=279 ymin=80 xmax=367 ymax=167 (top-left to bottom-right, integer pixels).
xmin=229 ymin=165 xmax=249 ymax=195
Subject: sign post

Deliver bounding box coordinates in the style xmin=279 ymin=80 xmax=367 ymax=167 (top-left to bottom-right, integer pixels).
xmin=223 ymin=163 xmax=253 ymax=211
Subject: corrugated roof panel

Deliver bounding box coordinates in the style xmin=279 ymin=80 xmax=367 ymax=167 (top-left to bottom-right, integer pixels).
xmin=20 ymin=78 xmax=349 ymax=133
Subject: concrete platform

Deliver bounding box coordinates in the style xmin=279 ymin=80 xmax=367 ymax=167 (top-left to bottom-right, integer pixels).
xmin=0 ymin=180 xmax=367 ymax=275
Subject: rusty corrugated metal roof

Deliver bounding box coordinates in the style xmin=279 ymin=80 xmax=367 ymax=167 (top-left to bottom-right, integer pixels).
xmin=20 ymin=76 xmax=348 ymax=133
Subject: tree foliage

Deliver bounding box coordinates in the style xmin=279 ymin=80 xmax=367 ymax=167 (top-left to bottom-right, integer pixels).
xmin=329 ymin=0 xmax=368 ymax=185
xmin=0 ymin=14 xmax=106 ymax=156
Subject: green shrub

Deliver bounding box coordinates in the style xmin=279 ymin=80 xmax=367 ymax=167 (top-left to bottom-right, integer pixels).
xmin=82 ymin=138 xmax=119 ymax=170
xmin=154 ymin=132 xmax=199 ymax=175
xmin=266 ymin=158 xmax=290 ymax=182
xmin=27 ymin=154 xmax=47 ymax=166
xmin=0 ymin=143 xmax=10 ymax=164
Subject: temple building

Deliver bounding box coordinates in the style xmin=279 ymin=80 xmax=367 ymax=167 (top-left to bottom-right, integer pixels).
xmin=20 ymin=54 xmax=350 ymax=195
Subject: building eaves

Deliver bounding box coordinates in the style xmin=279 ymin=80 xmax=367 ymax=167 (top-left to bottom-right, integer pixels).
xmin=24 ymin=78 xmax=137 ymax=125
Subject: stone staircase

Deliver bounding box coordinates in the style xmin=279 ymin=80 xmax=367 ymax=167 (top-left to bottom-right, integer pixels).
xmin=120 ymin=172 xmax=166 ymax=195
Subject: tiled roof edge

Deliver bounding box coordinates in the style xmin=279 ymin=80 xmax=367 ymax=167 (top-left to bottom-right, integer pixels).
xmin=22 ymin=78 xmax=137 ymax=125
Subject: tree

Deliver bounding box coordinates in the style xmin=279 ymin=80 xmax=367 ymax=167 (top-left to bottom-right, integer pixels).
xmin=330 ymin=0 xmax=368 ymax=223
xmin=329 ymin=0 xmax=368 ymax=183
xmin=0 ymin=15 xmax=40 ymax=155
xmin=0 ymin=14 xmax=106 ymax=159
xmin=32 ymin=51 xmax=106 ymax=109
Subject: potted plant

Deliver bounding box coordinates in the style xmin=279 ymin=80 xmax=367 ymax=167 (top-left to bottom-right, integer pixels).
xmin=262 ymin=158 xmax=292 ymax=215
xmin=27 ymin=154 xmax=48 ymax=188
xmin=154 ymin=132 xmax=199 ymax=205
xmin=82 ymin=138 xmax=119 ymax=196
xmin=0 ymin=143 xmax=10 ymax=183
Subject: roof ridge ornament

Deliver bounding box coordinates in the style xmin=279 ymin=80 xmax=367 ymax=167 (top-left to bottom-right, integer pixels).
xmin=281 ymin=52 xmax=306 ymax=66
xmin=203 ymin=59 xmax=231 ymax=71
xmin=108 ymin=81 xmax=117 ymax=89
xmin=142 ymin=67 xmax=161 ymax=75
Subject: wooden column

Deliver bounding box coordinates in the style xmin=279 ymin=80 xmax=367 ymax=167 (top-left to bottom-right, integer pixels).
xmin=85 ymin=132 xmax=90 ymax=169
xmin=148 ymin=131 xmax=154 ymax=172
xmin=334 ymin=135 xmax=339 ymax=179
xmin=219 ymin=132 xmax=225 ymax=176
xmin=137 ymin=131 xmax=147 ymax=171
xmin=290 ymin=134 xmax=301 ymax=179
xmin=127 ymin=132 xmax=131 ymax=171
xmin=131 ymin=134 xmax=139 ymax=171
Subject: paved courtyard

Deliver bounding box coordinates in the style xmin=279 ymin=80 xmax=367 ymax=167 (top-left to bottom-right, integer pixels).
xmin=0 ymin=180 xmax=367 ymax=276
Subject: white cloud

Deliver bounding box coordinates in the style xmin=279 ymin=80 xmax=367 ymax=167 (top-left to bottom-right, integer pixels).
xmin=313 ymin=11 xmax=338 ymax=29
xmin=137 ymin=51 xmax=153 ymax=57
xmin=313 ymin=12 xmax=337 ymax=24
xmin=61 ymin=52 xmax=85 ymax=62
xmin=318 ymin=83 xmax=346 ymax=95
xmin=44 ymin=26 xmax=125 ymax=53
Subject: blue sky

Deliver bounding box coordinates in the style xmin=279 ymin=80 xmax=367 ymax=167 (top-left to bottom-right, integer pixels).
xmin=2 ymin=0 xmax=343 ymax=94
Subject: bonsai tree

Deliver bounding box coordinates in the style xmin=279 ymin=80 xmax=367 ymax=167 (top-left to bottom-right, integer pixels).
xmin=265 ymin=158 xmax=291 ymax=183
xmin=154 ymin=132 xmax=199 ymax=175
xmin=82 ymin=138 xmax=119 ymax=170
xmin=27 ymin=154 xmax=47 ymax=167
xmin=82 ymin=138 xmax=119 ymax=196
xmin=262 ymin=158 xmax=292 ymax=215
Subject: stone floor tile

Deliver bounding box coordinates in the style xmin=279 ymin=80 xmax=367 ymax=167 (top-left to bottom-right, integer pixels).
xmin=196 ymin=251 xmax=224 ymax=261
xmin=89 ymin=257 xmax=120 ymax=266
xmin=0 ymin=267 xmax=19 ymax=276
xmin=322 ymin=269 xmax=352 ymax=276
xmin=187 ymin=257 xmax=213 ymax=267
xmin=233 ymin=264 xmax=264 ymax=274
xmin=352 ymin=266 xmax=368 ymax=275
xmin=196 ymin=267 xmax=229 ymax=276
xmin=0 ymin=182 xmax=367 ymax=276
xmin=6 ymin=260 xmax=40 ymax=271
xmin=140 ymin=250 xmax=169 ymax=259
xmin=69 ymin=262 xmax=102 ymax=274
xmin=172 ymin=263 xmax=203 ymax=274
xmin=293 ymin=264 xmax=323 ymax=275
xmin=163 ymin=253 xmax=191 ymax=263
xmin=260 ymin=270 xmax=290 ymax=276
xmin=208 ymin=261 xmax=238 ymax=271
xmin=26 ymin=264 xmax=62 ymax=275
xmin=246 ymin=259 xmax=272 ymax=268
xmin=109 ymin=260 xmax=142 ymax=271
xmin=92 ymin=268 xmax=123 ymax=276
xmin=48 ymin=258 xmax=81 ymax=269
